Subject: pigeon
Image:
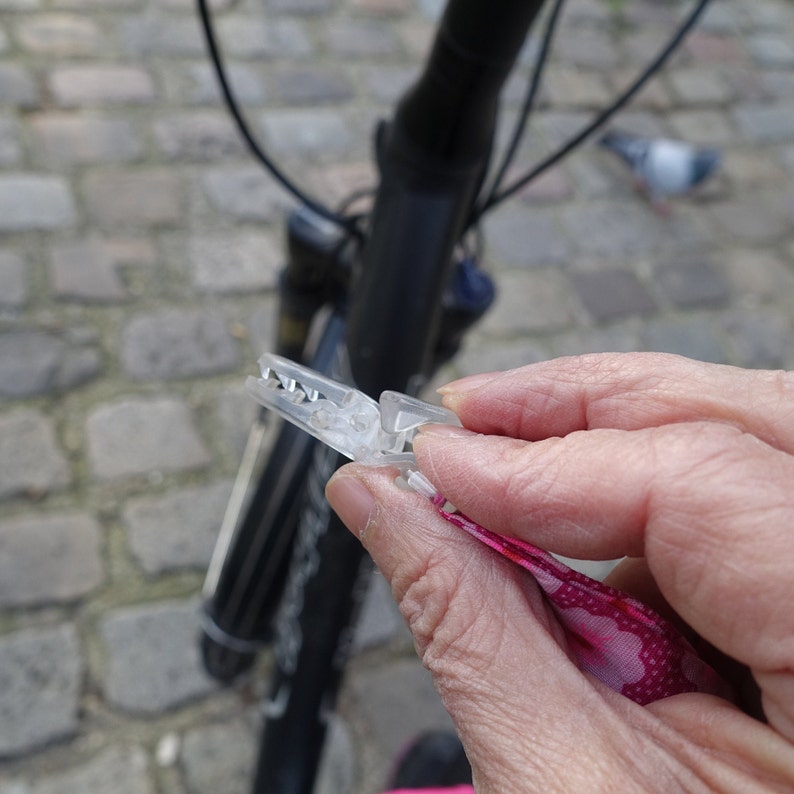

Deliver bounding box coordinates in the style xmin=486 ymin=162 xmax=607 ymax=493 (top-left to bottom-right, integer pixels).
xmin=598 ymin=129 xmax=721 ymax=212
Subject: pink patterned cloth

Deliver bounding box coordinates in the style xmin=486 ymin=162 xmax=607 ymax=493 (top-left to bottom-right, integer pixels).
xmin=433 ymin=496 xmax=729 ymax=706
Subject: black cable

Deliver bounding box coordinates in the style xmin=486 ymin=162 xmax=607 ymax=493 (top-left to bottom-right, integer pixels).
xmin=196 ymin=0 xmax=362 ymax=239
xmin=470 ymin=0 xmax=711 ymax=225
xmin=478 ymin=0 xmax=566 ymax=213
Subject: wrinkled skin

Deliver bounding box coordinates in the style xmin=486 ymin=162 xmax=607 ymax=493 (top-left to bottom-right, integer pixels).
xmin=326 ymin=353 xmax=794 ymax=793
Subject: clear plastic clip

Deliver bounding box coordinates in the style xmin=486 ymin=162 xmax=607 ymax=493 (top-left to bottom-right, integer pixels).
xmin=245 ymin=354 xmax=460 ymax=494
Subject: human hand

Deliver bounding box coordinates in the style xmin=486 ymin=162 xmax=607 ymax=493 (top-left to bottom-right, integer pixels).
xmin=326 ymin=353 xmax=794 ymax=793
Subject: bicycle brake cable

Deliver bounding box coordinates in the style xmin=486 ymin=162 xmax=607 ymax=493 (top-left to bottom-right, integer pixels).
xmin=196 ymin=0 xmax=363 ymax=240
xmin=469 ymin=0 xmax=712 ymax=227
xmin=477 ymin=0 xmax=567 ymax=214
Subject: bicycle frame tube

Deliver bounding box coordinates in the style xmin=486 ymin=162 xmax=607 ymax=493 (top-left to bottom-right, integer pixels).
xmin=250 ymin=2 xmax=547 ymax=792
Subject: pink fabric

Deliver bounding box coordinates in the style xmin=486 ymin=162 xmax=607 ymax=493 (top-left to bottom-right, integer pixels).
xmin=433 ymin=496 xmax=729 ymax=706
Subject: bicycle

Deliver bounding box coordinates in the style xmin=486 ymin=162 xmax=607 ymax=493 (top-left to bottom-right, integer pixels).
xmin=196 ymin=0 xmax=712 ymax=791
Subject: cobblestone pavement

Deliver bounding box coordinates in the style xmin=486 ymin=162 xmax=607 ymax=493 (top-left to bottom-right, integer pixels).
xmin=1 ymin=0 xmax=794 ymax=790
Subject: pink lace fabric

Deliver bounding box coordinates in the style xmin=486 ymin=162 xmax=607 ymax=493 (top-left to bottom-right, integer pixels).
xmin=433 ymin=496 xmax=729 ymax=706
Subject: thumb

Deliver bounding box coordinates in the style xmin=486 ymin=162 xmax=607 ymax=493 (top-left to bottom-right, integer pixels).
xmin=326 ymin=465 xmax=663 ymax=792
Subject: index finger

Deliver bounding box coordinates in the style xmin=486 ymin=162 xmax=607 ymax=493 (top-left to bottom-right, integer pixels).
xmin=440 ymin=353 xmax=794 ymax=454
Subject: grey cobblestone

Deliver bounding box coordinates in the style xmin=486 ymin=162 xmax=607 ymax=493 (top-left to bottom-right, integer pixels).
xmin=0 ymin=410 xmax=70 ymax=499
xmin=201 ymin=165 xmax=289 ymax=222
xmin=14 ymin=14 xmax=103 ymax=56
xmin=49 ymin=65 xmax=156 ymax=107
xmin=152 ymin=112 xmax=245 ymax=161
xmin=571 ymin=269 xmax=657 ymax=322
xmin=0 ymin=330 xmax=101 ymax=397
xmin=83 ymin=168 xmax=183 ymax=228
xmin=27 ymin=746 xmax=153 ymax=794
xmin=0 ymin=625 xmax=82 ymax=756
xmin=1 ymin=0 xmax=794 ymax=790
xmin=0 ymin=116 xmax=21 ymax=166
xmin=0 ymin=250 xmax=27 ymax=308
xmin=0 ymin=175 xmax=76 ymax=231
xmin=189 ymin=231 xmax=282 ymax=293
xmin=180 ymin=719 xmax=257 ymax=794
xmin=98 ymin=598 xmax=217 ymax=713
xmin=0 ymin=63 xmax=39 ymax=108
xmin=121 ymin=308 xmax=240 ymax=380
xmin=123 ymin=480 xmax=232 ymax=573
xmin=30 ymin=113 xmax=142 ymax=166
xmin=85 ymin=398 xmax=211 ymax=480
xmin=260 ymin=109 xmax=353 ymax=156
xmin=0 ymin=513 xmax=103 ymax=607
xmin=50 ymin=239 xmax=129 ymax=302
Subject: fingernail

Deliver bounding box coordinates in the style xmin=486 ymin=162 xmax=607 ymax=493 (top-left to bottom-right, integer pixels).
xmin=436 ymin=371 xmax=499 ymax=396
xmin=415 ymin=423 xmax=476 ymax=440
xmin=326 ymin=473 xmax=377 ymax=539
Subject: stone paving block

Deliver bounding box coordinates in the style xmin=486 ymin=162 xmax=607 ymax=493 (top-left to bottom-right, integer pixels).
xmin=455 ymin=339 xmax=547 ymax=377
xmin=180 ymin=718 xmax=257 ymax=794
xmin=272 ymin=67 xmax=354 ymax=104
xmin=726 ymin=310 xmax=791 ymax=368
xmin=85 ymin=398 xmax=211 ymax=480
xmin=0 ymin=63 xmax=39 ymax=108
xmin=484 ymin=205 xmax=571 ymax=268
xmin=0 ymin=174 xmax=76 ymax=231
xmin=640 ymin=316 xmax=729 ymax=364
xmin=653 ymin=259 xmax=731 ymax=309
xmin=348 ymin=657 xmax=453 ymax=762
xmin=560 ymin=201 xmax=660 ymax=257
xmin=152 ymin=111 xmax=245 ymax=161
xmin=121 ymin=308 xmax=240 ymax=380
xmin=553 ymin=28 xmax=622 ymax=69
xmin=723 ymin=247 xmax=794 ymax=301
xmin=264 ymin=0 xmax=334 ymax=11
xmin=49 ymin=65 xmax=156 ymax=107
xmin=0 ymin=250 xmax=28 ymax=308
xmin=50 ymin=239 xmax=128 ymax=301
xmin=667 ymin=108 xmax=737 ymax=144
xmin=0 ymin=115 xmax=21 ymax=165
xmin=543 ymin=68 xmax=612 ymax=109
xmin=121 ymin=14 xmax=205 ymax=56
xmin=214 ymin=386 xmax=260 ymax=458
xmin=216 ymin=17 xmax=312 ymax=59
xmin=323 ymin=19 xmax=401 ymax=58
xmin=0 ymin=410 xmax=71 ymax=498
xmin=364 ymin=64 xmax=417 ymax=104
xmin=761 ymin=71 xmax=794 ymax=100
xmin=83 ymin=168 xmax=182 ymax=228
xmin=123 ymin=480 xmax=232 ymax=574
xmin=30 ymin=113 xmax=141 ymax=165
xmin=0 ymin=330 xmax=101 ymax=398
xmin=480 ymin=269 xmax=581 ymax=336
xmin=0 ymin=624 xmax=82 ymax=756
xmin=732 ymin=101 xmax=794 ymax=144
xmin=189 ymin=231 xmax=282 ymax=293
xmin=746 ymin=33 xmax=794 ymax=68
xmin=98 ymin=598 xmax=217 ymax=713
xmin=684 ymin=31 xmax=748 ymax=64
xmin=709 ymin=195 xmax=791 ymax=242
xmin=0 ymin=512 xmax=103 ymax=607
xmin=571 ymin=269 xmax=657 ymax=322
xmin=27 ymin=746 xmax=153 ymax=794
xmin=666 ymin=68 xmax=734 ymax=106
xmin=182 ymin=62 xmax=267 ymax=106
xmin=14 ymin=14 xmax=103 ymax=56
xmin=353 ymin=569 xmax=407 ymax=651
xmin=201 ymin=165 xmax=290 ymax=223
xmin=260 ymin=109 xmax=353 ymax=156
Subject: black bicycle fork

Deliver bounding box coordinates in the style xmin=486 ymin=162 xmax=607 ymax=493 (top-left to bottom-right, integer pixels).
xmin=200 ymin=1 xmax=546 ymax=792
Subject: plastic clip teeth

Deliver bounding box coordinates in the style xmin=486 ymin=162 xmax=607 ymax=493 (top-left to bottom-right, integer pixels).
xmin=245 ymin=354 xmax=461 ymax=496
